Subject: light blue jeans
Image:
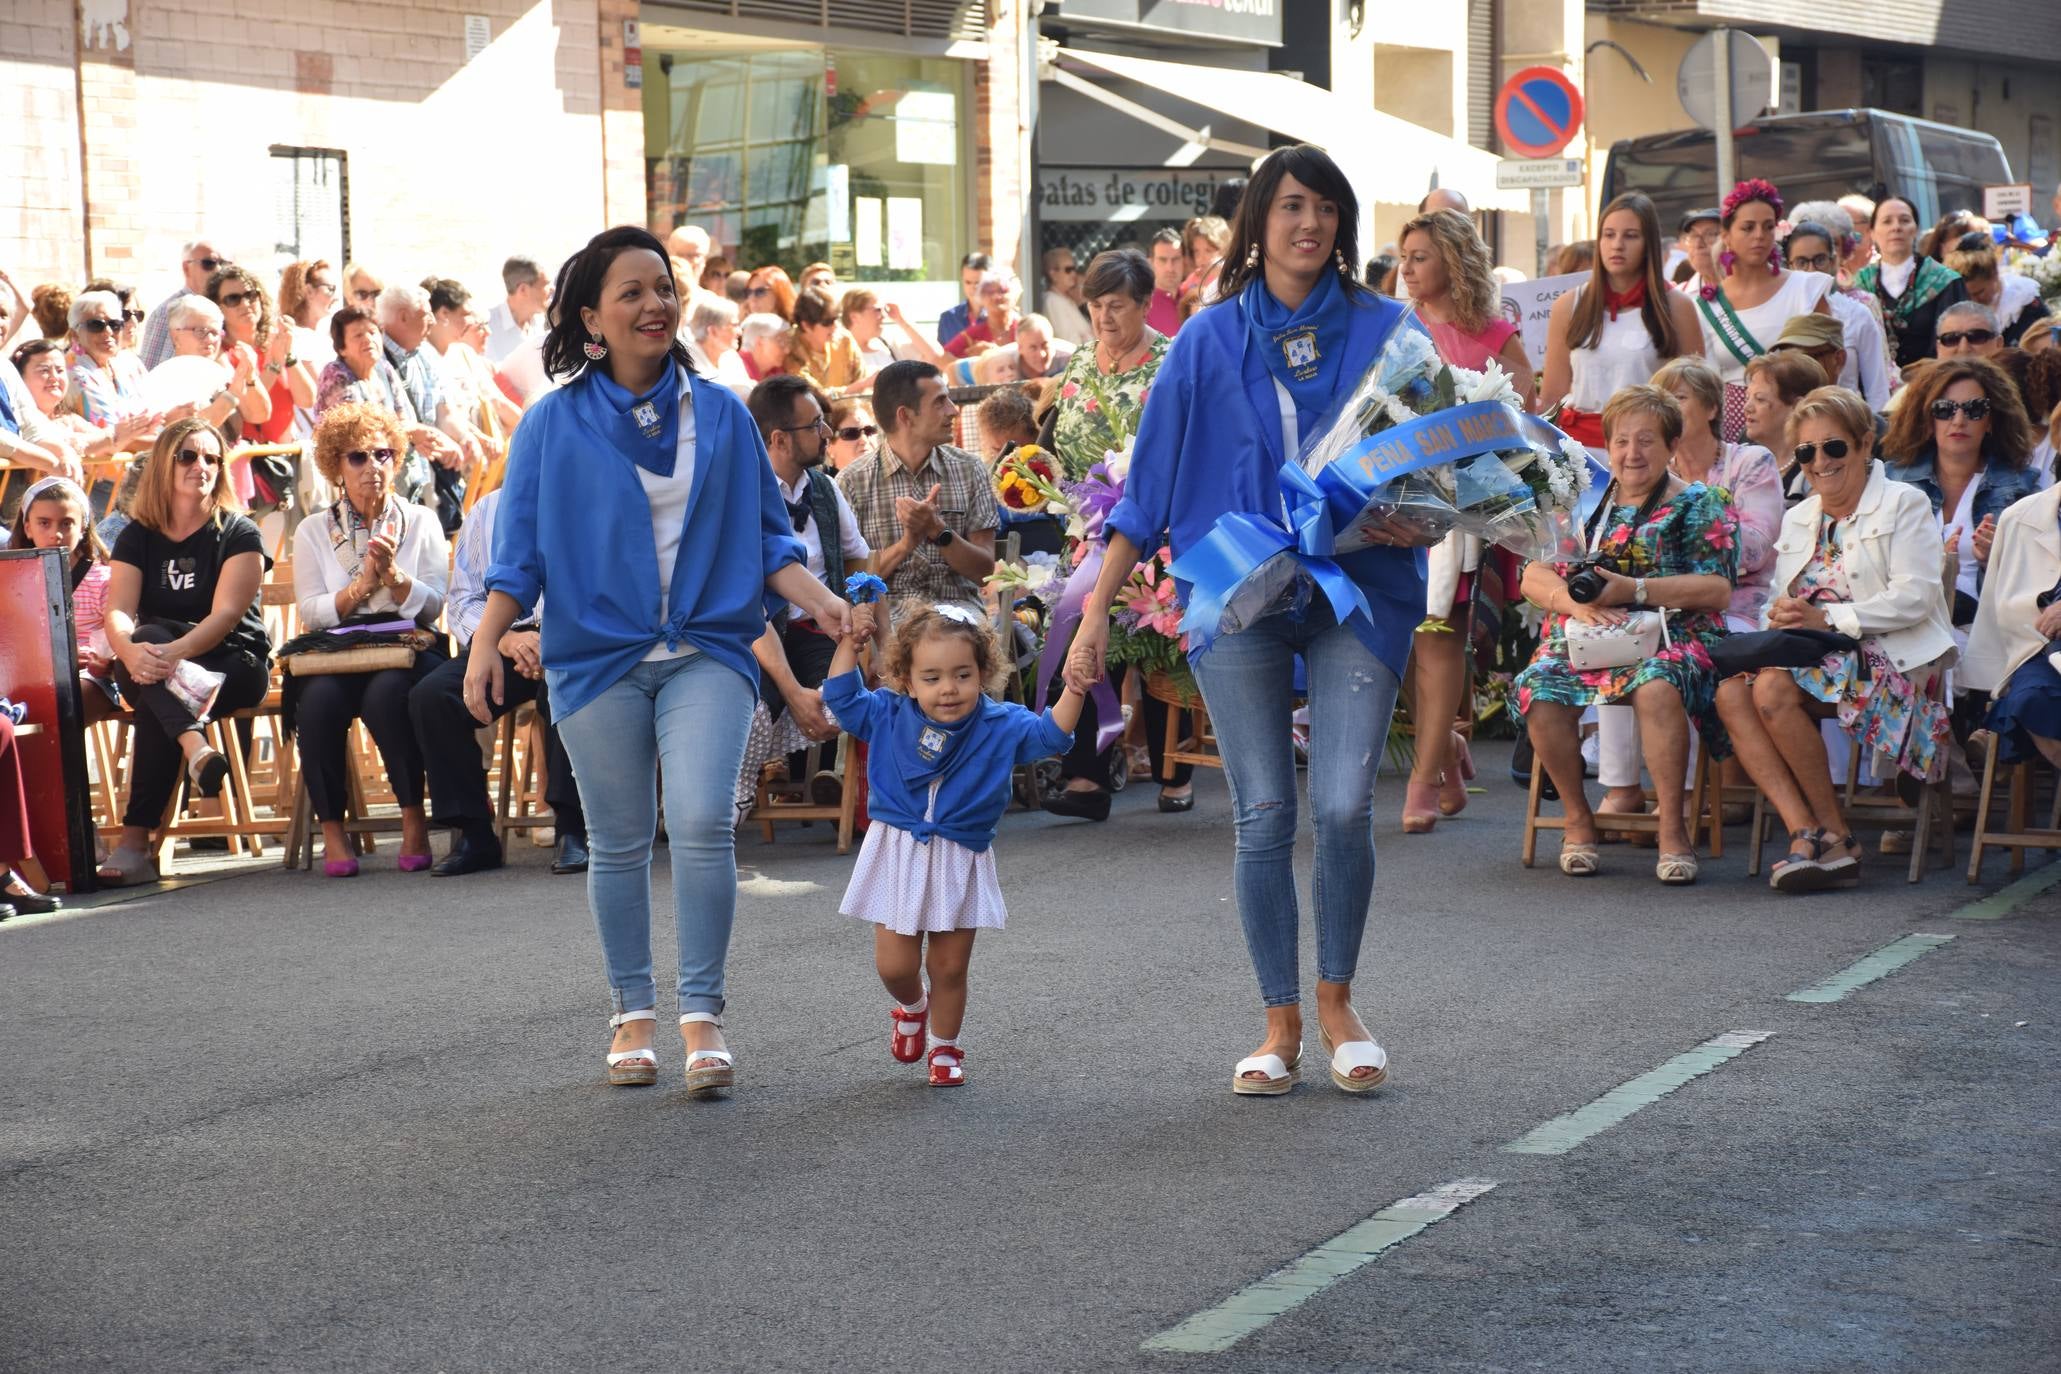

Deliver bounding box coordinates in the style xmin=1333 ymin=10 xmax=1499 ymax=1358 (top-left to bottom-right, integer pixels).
xmin=1190 ymin=600 xmax=1402 ymax=1008
xmin=553 ymin=652 xmax=755 ymax=1018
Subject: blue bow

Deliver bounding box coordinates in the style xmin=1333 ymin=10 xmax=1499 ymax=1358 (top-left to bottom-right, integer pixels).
xmin=1170 ymin=465 xmax=1372 ymax=654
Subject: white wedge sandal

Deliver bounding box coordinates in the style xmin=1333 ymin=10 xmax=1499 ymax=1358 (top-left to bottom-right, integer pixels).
xmin=606 ymin=1009 xmax=658 ymax=1087
xmin=679 ymin=1012 xmax=735 ymax=1097
xmin=1231 ymin=1042 xmax=1303 ymax=1096
xmin=1317 ymin=1028 xmax=1389 ymax=1094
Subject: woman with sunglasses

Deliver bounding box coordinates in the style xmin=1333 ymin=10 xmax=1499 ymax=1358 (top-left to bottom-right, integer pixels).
xmin=208 ymin=266 xmax=316 ymax=446
xmin=825 ymin=396 xmax=878 ymax=470
xmin=289 ymin=403 xmax=450 ymax=877
xmin=97 ymin=418 xmax=273 ymax=886
xmin=744 ymin=265 xmax=797 ymax=323
xmin=1882 ymin=355 xmax=2041 ymax=637
xmin=67 ymin=289 xmax=154 ymax=433
xmin=1716 ymin=387 xmax=1955 ymax=892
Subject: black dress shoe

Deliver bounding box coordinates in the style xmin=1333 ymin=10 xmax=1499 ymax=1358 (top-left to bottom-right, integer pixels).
xmin=1042 ymin=788 xmax=1111 ymax=822
xmin=1157 ymin=790 xmax=1195 ymax=813
xmin=552 ymin=833 xmax=590 ymax=875
xmin=432 ymin=835 xmax=505 ymax=877
xmin=2 ymin=886 xmax=59 ymax=914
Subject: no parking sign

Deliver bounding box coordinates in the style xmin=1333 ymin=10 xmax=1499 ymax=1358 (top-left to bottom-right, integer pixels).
xmin=1493 ymin=67 xmax=1584 ymax=160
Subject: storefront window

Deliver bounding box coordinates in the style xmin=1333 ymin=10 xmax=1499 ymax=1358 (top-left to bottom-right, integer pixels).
xmin=645 ymin=44 xmax=970 ymax=283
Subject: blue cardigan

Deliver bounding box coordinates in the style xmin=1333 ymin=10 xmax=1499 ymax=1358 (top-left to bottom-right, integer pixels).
xmin=486 ymin=366 xmax=806 ymax=719
xmin=1106 ymin=288 xmax=1428 ymax=680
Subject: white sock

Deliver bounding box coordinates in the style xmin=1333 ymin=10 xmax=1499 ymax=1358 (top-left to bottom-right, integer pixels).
xmin=928 ymin=1034 xmax=958 ymax=1051
xmin=898 ymin=992 xmax=929 ymax=1015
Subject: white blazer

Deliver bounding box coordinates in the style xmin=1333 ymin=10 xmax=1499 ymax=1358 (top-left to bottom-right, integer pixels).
xmin=1960 ymin=483 xmax=2061 ymax=693
xmin=1766 ymin=460 xmax=1956 ymax=675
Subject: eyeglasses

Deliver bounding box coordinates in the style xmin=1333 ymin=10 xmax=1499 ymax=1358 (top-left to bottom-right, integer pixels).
xmin=185 ymin=256 xmax=230 ymax=272
xmin=77 ymin=318 xmax=120 ymax=335
xmin=307 ymin=279 xmax=336 ymax=294
xmin=345 ymin=448 xmax=398 ymax=468
xmin=777 ymin=417 xmax=830 ymax=437
xmin=1936 ymin=330 xmax=1996 ymax=348
xmin=123 ymin=309 xmax=146 ymax=324
xmin=747 ymin=285 xmax=773 ymax=297
xmin=352 ymin=288 xmax=381 ymax=304
xmin=1930 ymin=396 xmax=1992 ymax=421
xmin=836 ymin=424 xmax=879 ymax=442
xmin=175 ymin=448 xmax=220 ymax=467
xmin=1787 ymin=252 xmax=1836 ymax=272
xmin=218 ymin=291 xmax=252 ymax=309
xmin=177 ymin=325 xmax=223 ymax=340
xmin=1792 ymin=438 xmax=1851 ymax=465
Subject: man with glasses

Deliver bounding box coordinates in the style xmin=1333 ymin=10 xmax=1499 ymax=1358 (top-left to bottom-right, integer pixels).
xmin=1040 ymin=247 xmax=1092 ymax=346
xmin=747 ymin=374 xmax=870 ymax=744
xmin=484 ymin=255 xmax=551 ymax=366
xmin=379 ymin=284 xmax=487 ymax=533
xmin=1935 ymin=301 xmax=2005 ymax=362
xmin=1668 ymin=207 xmax=1721 ymax=287
xmin=138 ymin=237 xmax=231 ymax=368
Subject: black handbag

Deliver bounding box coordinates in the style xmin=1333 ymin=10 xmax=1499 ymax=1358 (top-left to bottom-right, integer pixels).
xmin=1707 ymin=627 xmax=1862 ymax=679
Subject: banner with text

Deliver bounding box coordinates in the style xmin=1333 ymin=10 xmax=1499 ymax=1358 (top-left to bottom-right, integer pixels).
xmin=1039 ymin=167 xmax=1235 ymax=224
xmin=1498 ymin=272 xmax=1586 ymax=371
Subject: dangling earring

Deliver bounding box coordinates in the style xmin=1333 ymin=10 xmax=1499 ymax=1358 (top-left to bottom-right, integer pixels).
xmin=583 ymin=334 xmax=608 ymax=361
xmin=1336 ymin=249 xmax=1351 ymax=275
xmin=1245 ymin=243 xmax=1261 ymax=269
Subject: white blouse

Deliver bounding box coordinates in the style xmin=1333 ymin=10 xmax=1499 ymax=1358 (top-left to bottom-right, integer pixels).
xmin=293 ymin=497 xmax=450 ymax=630
xmin=1698 ymin=269 xmax=1834 ymax=384
xmin=1567 ymin=292 xmax=1667 ymax=412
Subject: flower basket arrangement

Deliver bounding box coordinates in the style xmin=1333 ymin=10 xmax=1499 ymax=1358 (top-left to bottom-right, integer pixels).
xmin=1105 ymin=551 xmax=1199 ymax=706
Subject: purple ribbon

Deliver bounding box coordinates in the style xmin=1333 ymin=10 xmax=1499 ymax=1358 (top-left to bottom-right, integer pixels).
xmin=1035 ymin=543 xmax=1125 ymax=754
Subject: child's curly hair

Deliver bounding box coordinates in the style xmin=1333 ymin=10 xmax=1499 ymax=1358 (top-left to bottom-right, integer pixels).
xmin=881 ymin=599 xmax=1009 ymax=698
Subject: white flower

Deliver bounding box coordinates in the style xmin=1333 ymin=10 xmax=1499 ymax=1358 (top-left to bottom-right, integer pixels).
xmin=1456 ymin=364 xmax=1519 ymax=407
xmin=1103 ymin=443 xmax=1133 ymax=483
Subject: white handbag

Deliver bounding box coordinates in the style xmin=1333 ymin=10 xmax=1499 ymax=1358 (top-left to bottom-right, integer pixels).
xmin=1561 ymin=478 xmax=1671 ymax=673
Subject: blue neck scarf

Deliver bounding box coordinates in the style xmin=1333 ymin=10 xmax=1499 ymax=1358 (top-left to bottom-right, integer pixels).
xmin=892 ymin=696 xmax=981 ymax=791
xmin=574 ymin=362 xmax=683 ymax=478
xmin=1243 ymin=270 xmax=1352 ymax=423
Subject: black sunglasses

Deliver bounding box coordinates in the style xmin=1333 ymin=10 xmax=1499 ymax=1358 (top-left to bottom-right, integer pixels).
xmin=1930 ymin=397 xmax=1991 ymax=421
xmin=218 ymin=291 xmax=252 ymax=309
xmin=345 ymin=447 xmax=397 ymax=468
xmin=188 ymin=256 xmax=230 ymax=272
xmin=77 ymin=318 xmax=120 ymax=335
xmin=1936 ymin=330 xmax=1996 ymax=348
xmin=1791 ymin=438 xmax=1851 ymax=465
xmin=836 ymin=424 xmax=879 ymax=442
xmin=123 ymin=308 xmax=146 ymax=323
xmin=352 ymin=288 xmax=381 ymax=304
xmin=175 ymin=448 xmax=220 ymax=467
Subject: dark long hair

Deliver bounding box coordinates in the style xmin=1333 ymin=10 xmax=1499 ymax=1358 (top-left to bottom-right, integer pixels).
xmin=1568 ymin=192 xmax=1684 ymax=359
xmin=1212 ymin=144 xmax=1370 ymax=306
xmin=541 ymin=226 xmax=697 ymax=383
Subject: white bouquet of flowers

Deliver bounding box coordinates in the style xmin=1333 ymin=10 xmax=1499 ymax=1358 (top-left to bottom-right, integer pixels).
xmin=2020 ymin=249 xmax=2061 ymax=308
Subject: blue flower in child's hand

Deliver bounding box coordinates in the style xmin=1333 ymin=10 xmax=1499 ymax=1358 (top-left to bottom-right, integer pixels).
xmin=845 ymin=572 xmax=889 ymax=605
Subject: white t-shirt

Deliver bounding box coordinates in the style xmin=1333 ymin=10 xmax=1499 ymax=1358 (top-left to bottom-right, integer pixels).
xmin=777 ymin=468 xmax=870 ymax=620
xmin=640 ymin=372 xmax=699 ymax=661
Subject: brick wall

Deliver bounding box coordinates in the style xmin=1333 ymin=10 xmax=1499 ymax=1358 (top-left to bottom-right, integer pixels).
xmin=6 ymin=0 xmax=621 ymax=310
xmin=973 ymin=2 xmax=1020 ymax=269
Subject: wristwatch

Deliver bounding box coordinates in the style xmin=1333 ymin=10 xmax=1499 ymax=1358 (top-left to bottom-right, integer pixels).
xmin=1633 ymin=577 xmax=1649 ymax=607
xmin=930 ymin=527 xmax=955 ymax=548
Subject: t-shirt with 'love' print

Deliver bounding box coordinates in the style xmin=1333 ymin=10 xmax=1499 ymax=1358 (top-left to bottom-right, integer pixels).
xmin=110 ymin=512 xmax=270 ymax=663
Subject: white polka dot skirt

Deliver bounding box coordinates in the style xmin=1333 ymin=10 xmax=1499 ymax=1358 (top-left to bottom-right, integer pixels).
xmin=839 ymin=785 xmax=1007 ymax=936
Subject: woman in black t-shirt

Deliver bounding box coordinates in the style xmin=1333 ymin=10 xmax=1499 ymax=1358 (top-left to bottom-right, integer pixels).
xmin=98 ymin=419 xmax=272 ymax=886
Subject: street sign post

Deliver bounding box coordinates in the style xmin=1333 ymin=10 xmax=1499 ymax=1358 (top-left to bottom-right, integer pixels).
xmin=1677 ymin=29 xmax=1773 ymax=201
xmin=1492 ymin=68 xmax=1585 ymax=283
xmin=1496 ymin=158 xmax=1584 ymax=190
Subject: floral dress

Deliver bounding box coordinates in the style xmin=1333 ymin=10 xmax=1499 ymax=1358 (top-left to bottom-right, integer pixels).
xmin=1787 ymin=518 xmax=1952 ymax=781
xmin=1049 ymin=331 xmax=1168 ymax=479
xmin=1515 ymin=482 xmax=1739 ymax=751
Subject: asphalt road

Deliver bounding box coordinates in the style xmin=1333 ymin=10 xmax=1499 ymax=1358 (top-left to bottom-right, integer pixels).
xmin=5 ymin=744 xmax=2057 ymax=1373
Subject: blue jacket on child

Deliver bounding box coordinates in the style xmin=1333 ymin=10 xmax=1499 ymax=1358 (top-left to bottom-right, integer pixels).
xmin=486 ymin=364 xmax=805 ymax=719
xmin=824 ymin=669 xmax=1072 ymax=853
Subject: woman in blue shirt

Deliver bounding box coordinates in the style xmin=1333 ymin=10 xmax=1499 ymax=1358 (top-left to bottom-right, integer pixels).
xmin=1067 ymin=146 xmax=1438 ymax=1097
xmin=463 ymin=227 xmax=850 ymax=1096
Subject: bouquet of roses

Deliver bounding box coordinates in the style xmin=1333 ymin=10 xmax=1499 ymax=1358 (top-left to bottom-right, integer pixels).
xmin=1295 ymin=327 xmax=1596 ymax=561
xmin=994 ymin=443 xmax=1067 ymax=513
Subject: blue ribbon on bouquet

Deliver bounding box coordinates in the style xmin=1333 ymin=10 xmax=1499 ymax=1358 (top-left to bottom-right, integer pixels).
xmin=1170 ymin=465 xmax=1373 ymax=654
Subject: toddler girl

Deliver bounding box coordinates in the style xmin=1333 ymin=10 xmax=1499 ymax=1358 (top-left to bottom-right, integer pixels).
xmin=11 ymin=477 xmax=117 ymax=715
xmin=824 ymin=600 xmax=1083 ymax=1085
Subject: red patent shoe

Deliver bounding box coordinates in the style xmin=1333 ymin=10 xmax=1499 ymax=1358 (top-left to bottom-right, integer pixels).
xmin=891 ymin=1002 xmax=928 ymax=1063
xmin=928 ymin=1044 xmax=965 ymax=1087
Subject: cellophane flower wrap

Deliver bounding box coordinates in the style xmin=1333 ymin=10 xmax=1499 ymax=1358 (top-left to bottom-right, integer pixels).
xmin=1294 ymin=327 xmax=1594 ymax=562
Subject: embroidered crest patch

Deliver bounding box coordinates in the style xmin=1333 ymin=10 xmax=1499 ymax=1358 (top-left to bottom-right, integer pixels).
xmin=1281 ymin=330 xmax=1319 ymax=376
xmin=917 ymin=726 xmax=949 ymax=761
xmin=632 ymin=401 xmax=661 ymax=437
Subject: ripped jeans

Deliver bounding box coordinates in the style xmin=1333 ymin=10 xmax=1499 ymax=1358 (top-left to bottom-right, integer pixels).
xmin=1190 ymin=599 xmax=1402 ymax=1007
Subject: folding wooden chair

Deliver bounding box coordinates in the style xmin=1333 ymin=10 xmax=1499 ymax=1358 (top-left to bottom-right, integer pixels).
xmin=1966 ymin=732 xmax=2061 ymax=883
xmin=493 ymin=701 xmax=561 ymax=848
xmin=747 ymin=732 xmax=863 ymax=854
xmin=1522 ymin=743 xmax=1718 ymax=868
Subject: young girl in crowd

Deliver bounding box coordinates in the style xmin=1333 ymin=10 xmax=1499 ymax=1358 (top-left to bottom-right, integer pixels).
xmin=10 ymin=477 xmax=117 ymax=716
xmin=824 ymin=600 xmax=1083 ymax=1086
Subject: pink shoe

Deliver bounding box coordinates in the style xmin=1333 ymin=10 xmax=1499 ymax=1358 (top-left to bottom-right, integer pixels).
xmin=323 ymin=857 xmax=360 ymax=878
xmin=398 ymin=854 xmax=432 ymax=873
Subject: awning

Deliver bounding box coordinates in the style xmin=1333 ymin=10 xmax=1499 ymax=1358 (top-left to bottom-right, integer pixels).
xmin=1048 ymin=46 xmax=1532 ymax=232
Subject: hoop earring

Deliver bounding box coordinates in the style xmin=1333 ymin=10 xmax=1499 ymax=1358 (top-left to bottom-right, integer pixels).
xmin=1245 ymin=243 xmax=1260 ymax=269
xmin=582 ymin=335 xmax=608 ymax=361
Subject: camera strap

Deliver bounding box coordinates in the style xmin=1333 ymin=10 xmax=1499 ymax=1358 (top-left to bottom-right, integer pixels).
xmin=1582 ymin=476 xmax=1672 ymax=558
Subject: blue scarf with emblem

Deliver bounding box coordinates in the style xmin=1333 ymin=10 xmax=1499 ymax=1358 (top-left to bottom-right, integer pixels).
xmin=572 ymin=361 xmax=682 ymax=477
xmin=1242 ymin=269 xmax=1353 ymax=428
xmin=892 ymin=696 xmax=980 ymax=791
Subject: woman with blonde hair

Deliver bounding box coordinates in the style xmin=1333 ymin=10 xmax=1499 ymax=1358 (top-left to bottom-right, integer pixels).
xmin=278 ymin=258 xmax=338 ymax=368
xmin=1396 ymin=206 xmax=1535 ymax=832
xmin=96 ymin=417 xmax=272 ymax=886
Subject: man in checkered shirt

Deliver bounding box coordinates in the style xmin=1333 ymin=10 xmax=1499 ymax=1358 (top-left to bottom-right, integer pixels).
xmin=835 ymin=360 xmax=998 ymax=617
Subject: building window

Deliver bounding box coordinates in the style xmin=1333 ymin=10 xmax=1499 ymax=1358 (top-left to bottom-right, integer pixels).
xmin=644 ymin=45 xmax=970 ymax=282
xmin=1861 ymin=58 xmax=1922 ymax=118
xmin=268 ymin=147 xmax=349 ymax=266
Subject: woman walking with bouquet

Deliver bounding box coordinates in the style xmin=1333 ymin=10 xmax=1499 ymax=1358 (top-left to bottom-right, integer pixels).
xmin=1067 ymin=144 xmax=1436 ymax=1097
